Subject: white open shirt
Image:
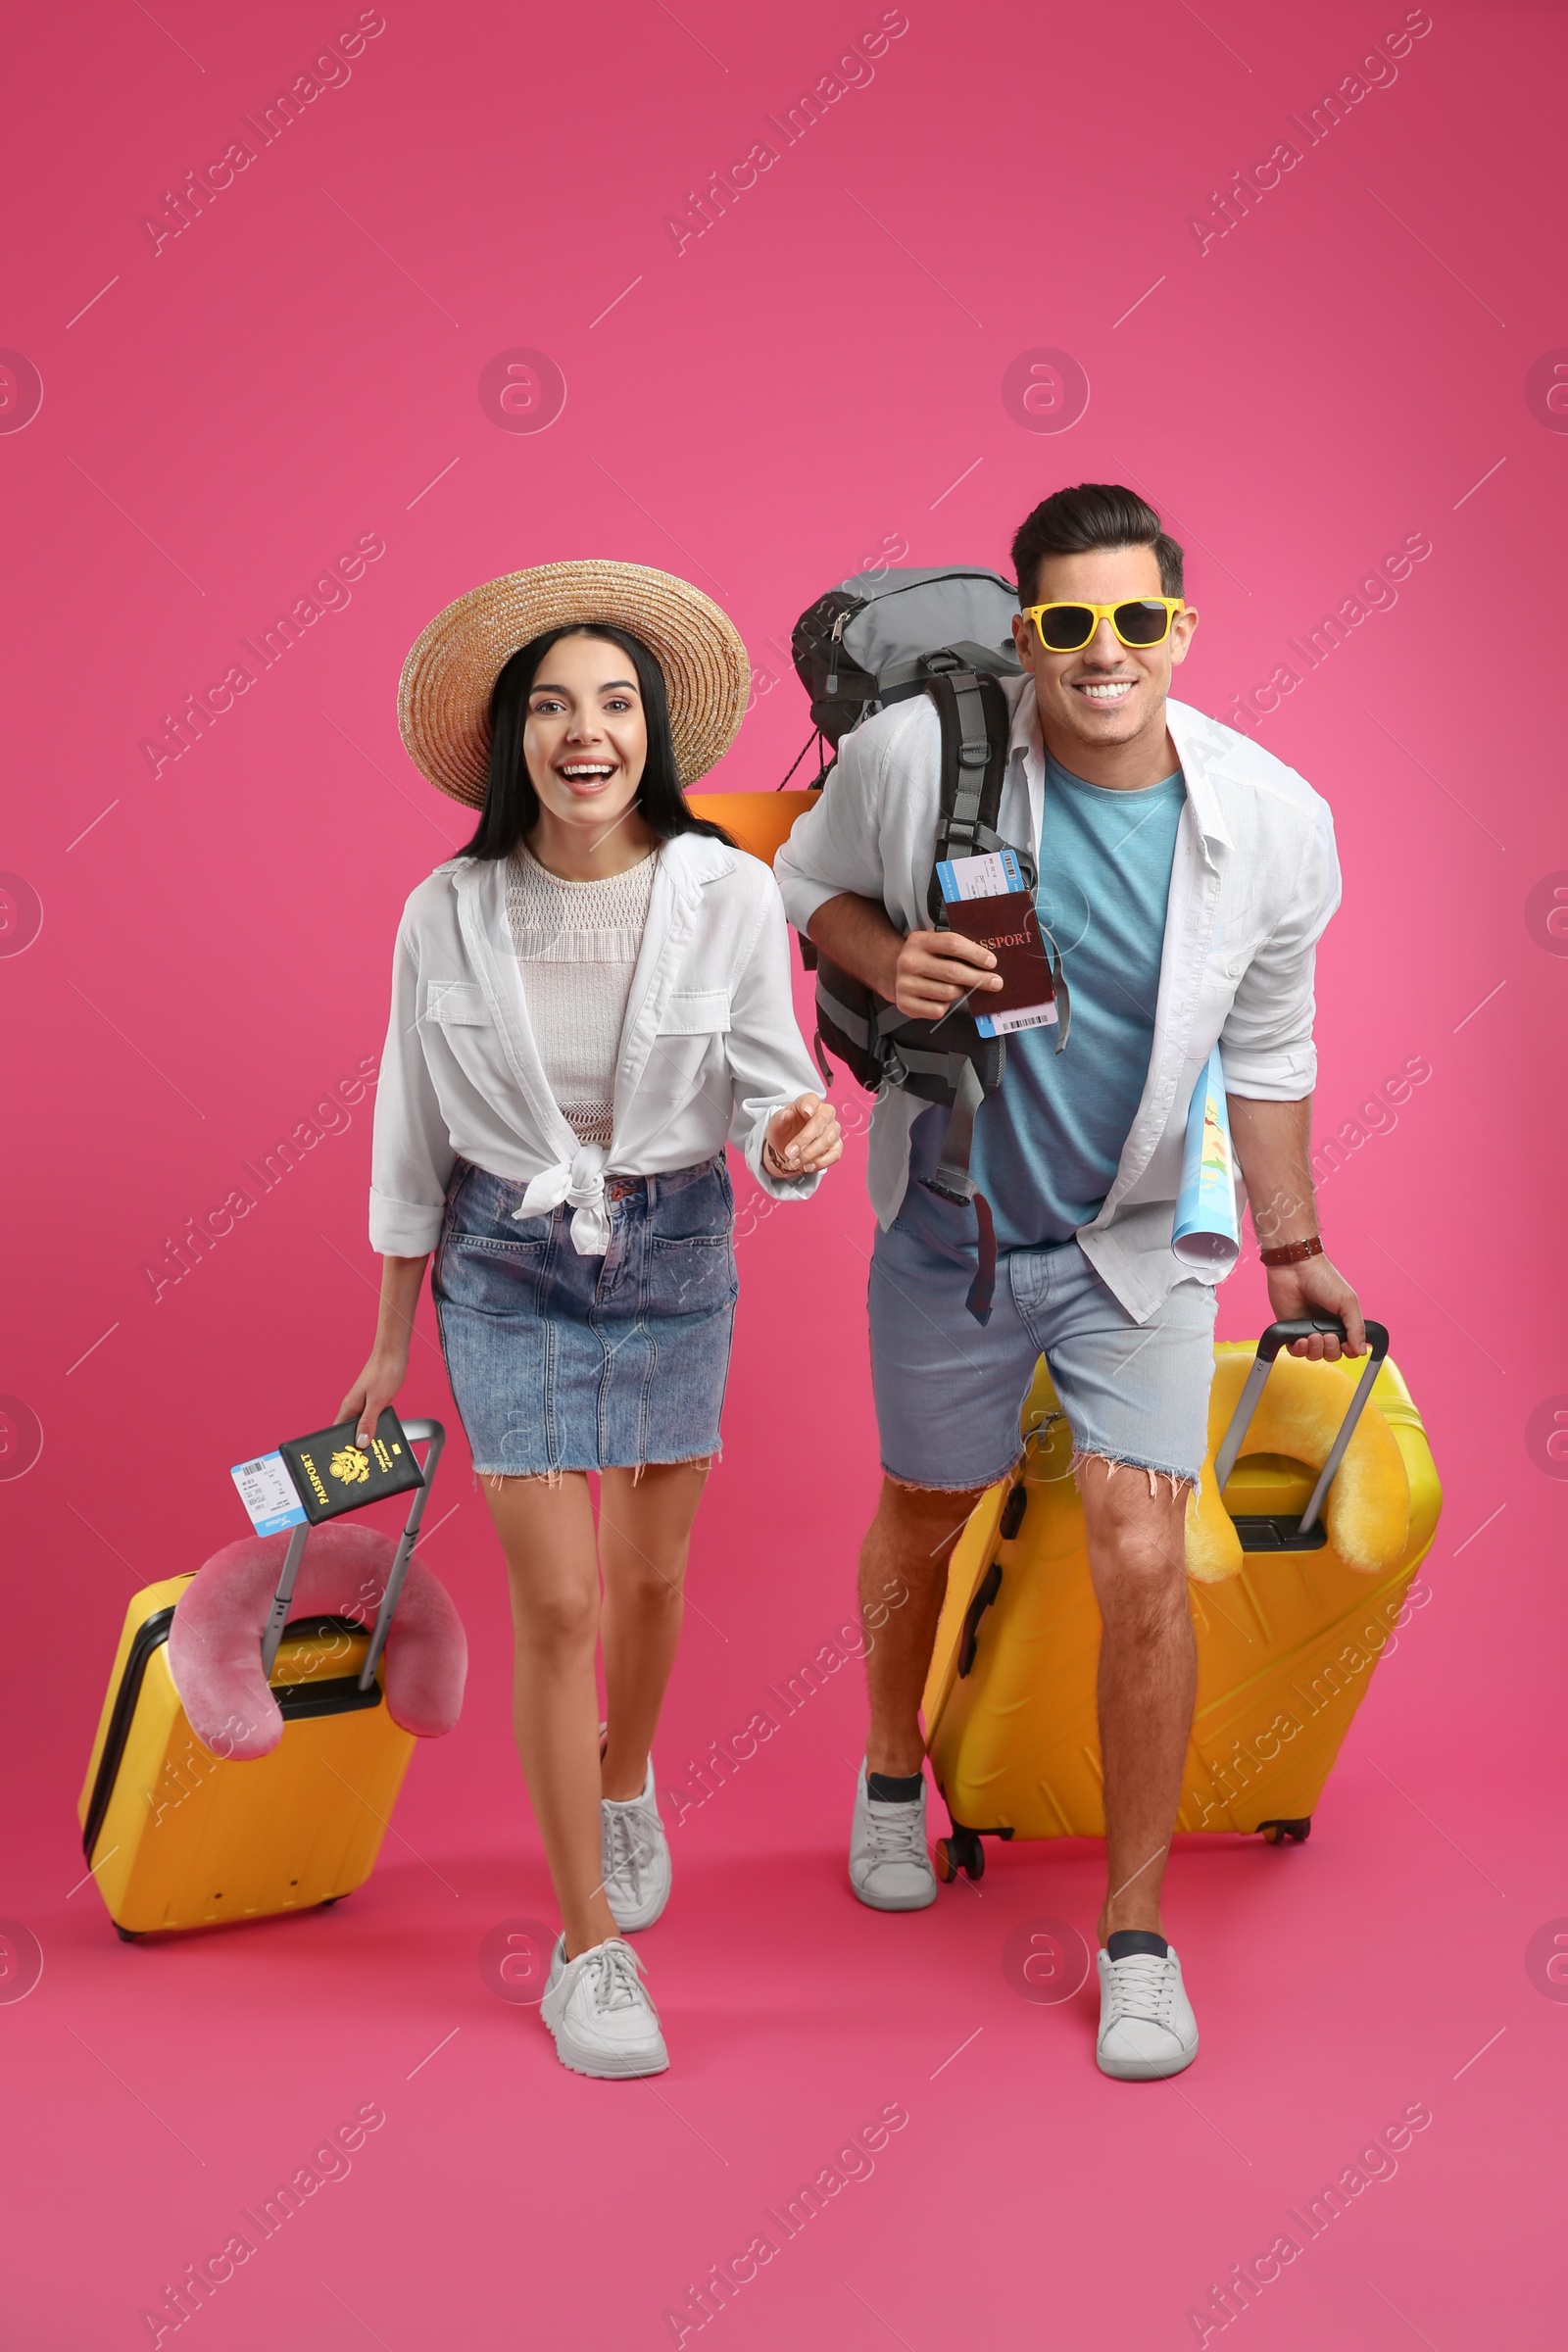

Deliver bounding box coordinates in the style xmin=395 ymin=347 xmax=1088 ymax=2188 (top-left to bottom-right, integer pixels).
xmin=773 ymin=679 xmax=1342 ymax=1323
xmin=370 ymin=832 xmax=821 ymax=1258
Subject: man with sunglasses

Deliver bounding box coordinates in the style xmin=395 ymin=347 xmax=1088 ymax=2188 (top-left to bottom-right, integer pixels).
xmin=775 ymin=482 xmax=1361 ymax=2079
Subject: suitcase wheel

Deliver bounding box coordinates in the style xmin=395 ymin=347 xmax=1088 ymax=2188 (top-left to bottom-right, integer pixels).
xmin=114 ymin=1924 xmax=142 ymax=1941
xmin=1259 ymin=1817 xmax=1311 ymax=1845
xmin=935 ymin=1831 xmax=985 ymax=1883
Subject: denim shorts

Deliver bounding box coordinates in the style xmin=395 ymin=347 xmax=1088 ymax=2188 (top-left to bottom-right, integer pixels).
xmin=868 ymin=1203 xmax=1218 ymax=1493
xmin=432 ymin=1156 xmax=738 ymax=1476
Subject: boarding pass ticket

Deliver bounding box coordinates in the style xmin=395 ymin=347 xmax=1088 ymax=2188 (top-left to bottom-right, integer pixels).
xmin=230 ymin=1451 xmax=309 ymax=1539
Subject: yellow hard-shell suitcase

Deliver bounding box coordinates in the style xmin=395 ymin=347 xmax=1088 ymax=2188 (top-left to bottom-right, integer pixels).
xmin=77 ymin=1421 xmax=445 ymax=1938
xmin=922 ymin=1322 xmax=1441 ymax=1878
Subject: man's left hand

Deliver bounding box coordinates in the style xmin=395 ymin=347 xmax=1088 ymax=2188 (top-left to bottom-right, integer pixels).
xmin=1265 ymin=1251 xmax=1366 ymax=1360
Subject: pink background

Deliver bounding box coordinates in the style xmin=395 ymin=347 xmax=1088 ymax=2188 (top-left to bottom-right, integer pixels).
xmin=2 ymin=2 xmax=1562 ymax=2344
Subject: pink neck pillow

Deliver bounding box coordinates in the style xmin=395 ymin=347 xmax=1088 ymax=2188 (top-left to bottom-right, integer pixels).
xmin=168 ymin=1522 xmax=466 ymax=1761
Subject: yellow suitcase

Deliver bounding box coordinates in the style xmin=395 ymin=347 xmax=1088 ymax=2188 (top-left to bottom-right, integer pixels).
xmin=77 ymin=1421 xmax=446 ymax=1938
xmin=922 ymin=1321 xmax=1441 ymax=1878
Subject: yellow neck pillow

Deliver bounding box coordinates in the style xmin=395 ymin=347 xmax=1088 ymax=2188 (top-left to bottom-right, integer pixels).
xmin=1186 ymin=1352 xmax=1410 ymax=1585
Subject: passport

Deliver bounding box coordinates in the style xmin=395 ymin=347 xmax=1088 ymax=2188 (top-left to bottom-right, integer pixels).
xmin=936 ymin=849 xmax=1057 ymax=1038
xmin=277 ymin=1408 xmax=424 ymax=1525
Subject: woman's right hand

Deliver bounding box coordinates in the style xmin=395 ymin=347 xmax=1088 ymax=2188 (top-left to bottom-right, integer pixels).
xmin=340 ymin=1253 xmax=429 ymax=1445
xmin=338 ymin=1348 xmax=410 ymax=1448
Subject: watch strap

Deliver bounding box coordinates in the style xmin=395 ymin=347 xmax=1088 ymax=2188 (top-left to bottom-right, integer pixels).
xmin=1259 ymin=1235 xmax=1324 ymax=1267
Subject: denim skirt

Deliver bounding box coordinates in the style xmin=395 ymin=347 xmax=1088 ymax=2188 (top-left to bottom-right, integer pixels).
xmin=432 ymin=1156 xmax=738 ymax=1476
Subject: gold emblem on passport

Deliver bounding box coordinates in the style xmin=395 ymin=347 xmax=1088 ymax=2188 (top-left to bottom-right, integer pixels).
xmin=278 ymin=1410 xmax=425 ymax=1525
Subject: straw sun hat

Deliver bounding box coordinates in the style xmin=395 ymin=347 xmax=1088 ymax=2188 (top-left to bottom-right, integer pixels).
xmin=397 ymin=560 xmax=751 ymax=807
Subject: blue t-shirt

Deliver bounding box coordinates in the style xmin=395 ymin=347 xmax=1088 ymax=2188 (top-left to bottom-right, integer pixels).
xmin=902 ymin=750 xmax=1185 ymax=1256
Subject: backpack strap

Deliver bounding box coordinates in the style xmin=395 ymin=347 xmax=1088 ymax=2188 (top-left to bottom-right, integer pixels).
xmin=925 ymin=668 xmax=1033 ymax=924
xmin=911 ymin=667 xmax=1019 ymax=1317
xmin=913 ymin=1060 xmax=998 ymax=1325
xmin=811 ymin=668 xmax=1027 ymax=1325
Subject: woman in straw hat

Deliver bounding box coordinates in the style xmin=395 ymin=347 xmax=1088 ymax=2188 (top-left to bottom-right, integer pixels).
xmin=340 ymin=563 xmax=840 ymax=2079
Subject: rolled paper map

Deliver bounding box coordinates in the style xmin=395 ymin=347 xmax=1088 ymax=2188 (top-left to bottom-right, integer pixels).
xmin=1173 ymin=1042 xmax=1240 ymax=1270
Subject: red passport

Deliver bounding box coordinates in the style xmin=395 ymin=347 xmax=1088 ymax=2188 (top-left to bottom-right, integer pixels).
xmin=944 ymin=890 xmax=1055 ymax=1022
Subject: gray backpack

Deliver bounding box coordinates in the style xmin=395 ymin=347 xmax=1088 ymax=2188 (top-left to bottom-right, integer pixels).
xmin=790 ymin=564 xmax=1024 ymax=760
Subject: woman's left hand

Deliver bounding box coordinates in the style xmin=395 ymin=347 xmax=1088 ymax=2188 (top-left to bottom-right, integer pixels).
xmin=764 ymin=1092 xmax=843 ymax=1178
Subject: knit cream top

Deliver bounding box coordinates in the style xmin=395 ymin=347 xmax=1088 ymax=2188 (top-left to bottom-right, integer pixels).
xmin=505 ymin=843 xmax=659 ymax=1148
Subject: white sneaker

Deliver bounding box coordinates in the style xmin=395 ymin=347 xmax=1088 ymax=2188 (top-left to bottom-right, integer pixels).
xmin=1096 ymin=1940 xmax=1200 ymax=2080
xmin=601 ymin=1757 xmax=671 ymax=1933
xmin=540 ymin=1935 xmax=668 ymax=2079
xmin=849 ymin=1762 xmax=937 ymax=1911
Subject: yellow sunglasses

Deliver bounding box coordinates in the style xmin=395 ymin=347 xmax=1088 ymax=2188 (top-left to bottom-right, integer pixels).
xmin=1022 ymin=596 xmax=1185 ymax=653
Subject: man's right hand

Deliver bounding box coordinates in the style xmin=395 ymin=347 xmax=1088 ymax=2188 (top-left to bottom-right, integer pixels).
xmin=806 ymin=892 xmax=1005 ymax=1021
xmin=886 ymin=928 xmax=1004 ymax=1021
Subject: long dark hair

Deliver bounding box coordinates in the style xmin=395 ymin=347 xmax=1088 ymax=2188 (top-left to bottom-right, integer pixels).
xmin=459 ymin=622 xmax=735 ymax=859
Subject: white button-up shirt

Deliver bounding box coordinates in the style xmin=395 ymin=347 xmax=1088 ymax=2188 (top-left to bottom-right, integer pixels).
xmin=369 ymin=833 xmax=821 ymax=1257
xmin=773 ymin=678 xmax=1342 ymax=1323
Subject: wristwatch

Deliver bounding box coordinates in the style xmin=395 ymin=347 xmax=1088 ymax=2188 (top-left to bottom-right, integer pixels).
xmin=1259 ymin=1236 xmax=1324 ymax=1267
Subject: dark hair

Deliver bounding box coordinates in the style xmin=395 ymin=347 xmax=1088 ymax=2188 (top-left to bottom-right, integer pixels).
xmin=1009 ymin=482 xmax=1185 ymax=607
xmin=459 ymin=622 xmax=735 ymax=859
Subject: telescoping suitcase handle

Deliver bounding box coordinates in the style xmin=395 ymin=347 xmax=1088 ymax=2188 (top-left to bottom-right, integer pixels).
xmin=1213 ymin=1320 xmax=1390 ymax=1540
xmin=258 ymin=1420 xmax=446 ymax=1688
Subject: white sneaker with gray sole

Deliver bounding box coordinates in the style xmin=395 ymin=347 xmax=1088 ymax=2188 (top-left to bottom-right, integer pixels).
xmin=541 ymin=1935 xmax=668 ymax=2079
xmin=601 ymin=1757 xmax=671 ymax=1933
xmin=1096 ymin=1942 xmax=1200 ymax=2080
xmin=848 ymin=1761 xmax=937 ymax=1911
